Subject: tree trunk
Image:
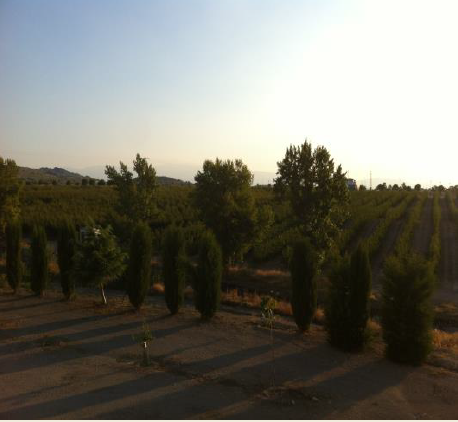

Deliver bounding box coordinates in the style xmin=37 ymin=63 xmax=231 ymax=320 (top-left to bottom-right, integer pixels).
xmin=101 ymin=285 xmax=107 ymax=305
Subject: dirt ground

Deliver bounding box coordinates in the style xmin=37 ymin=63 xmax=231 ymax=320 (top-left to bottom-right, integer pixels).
xmin=1 ymin=287 xmax=457 ymax=419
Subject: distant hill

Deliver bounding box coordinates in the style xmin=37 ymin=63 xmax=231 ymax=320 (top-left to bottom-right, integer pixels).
xmin=18 ymin=166 xmax=189 ymax=186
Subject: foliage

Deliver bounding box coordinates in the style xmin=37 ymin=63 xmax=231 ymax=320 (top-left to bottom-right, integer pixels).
xmin=132 ymin=320 xmax=154 ymax=366
xmin=105 ymin=153 xmax=157 ymax=222
xmin=290 ymin=238 xmax=318 ymax=331
xmin=274 ymin=140 xmax=349 ymax=258
xmin=429 ymin=191 xmax=441 ymax=275
xmin=162 ymin=225 xmax=186 ymax=314
xmin=30 ymin=225 xmax=49 ymax=296
xmin=194 ymin=230 xmax=222 ymax=319
xmin=57 ymin=220 xmax=77 ymax=300
xmin=73 ymin=225 xmax=126 ymax=304
xmin=0 ymin=157 xmax=22 ymax=233
xmin=6 ymin=220 xmax=22 ymax=292
xmin=193 ymin=158 xmax=272 ymax=264
xmin=127 ymin=222 xmax=153 ymax=310
xmin=325 ymin=243 xmax=372 ymax=351
xmin=382 ymin=253 xmax=434 ymax=365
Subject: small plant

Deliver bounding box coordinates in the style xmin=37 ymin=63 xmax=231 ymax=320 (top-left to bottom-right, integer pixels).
xmin=132 ymin=320 xmax=154 ymax=366
xmin=30 ymin=225 xmax=48 ymax=296
xmin=6 ymin=219 xmax=22 ymax=293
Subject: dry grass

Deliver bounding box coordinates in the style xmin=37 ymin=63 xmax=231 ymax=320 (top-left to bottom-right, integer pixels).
xmin=433 ymin=329 xmax=458 ymax=353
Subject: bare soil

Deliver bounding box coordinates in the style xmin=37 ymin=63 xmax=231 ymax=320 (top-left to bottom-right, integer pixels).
xmin=1 ymin=287 xmax=457 ymax=419
xmin=412 ymin=197 xmax=434 ymax=257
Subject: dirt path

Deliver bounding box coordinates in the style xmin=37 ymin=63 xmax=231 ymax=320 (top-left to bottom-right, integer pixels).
xmin=438 ymin=198 xmax=458 ymax=298
xmin=0 ymin=289 xmax=457 ymax=419
xmin=412 ymin=197 xmax=433 ymax=257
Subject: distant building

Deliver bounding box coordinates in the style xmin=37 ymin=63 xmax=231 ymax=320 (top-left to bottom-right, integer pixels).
xmin=346 ymin=178 xmax=357 ymax=191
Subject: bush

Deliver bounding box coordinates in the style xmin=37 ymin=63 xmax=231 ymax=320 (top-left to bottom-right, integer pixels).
xmin=127 ymin=222 xmax=153 ymax=310
xmin=382 ymin=253 xmax=434 ymax=365
xmin=57 ymin=220 xmax=77 ymax=300
xmin=162 ymin=226 xmax=186 ymax=314
xmin=290 ymin=238 xmax=318 ymax=331
xmin=195 ymin=230 xmax=222 ymax=319
xmin=325 ymin=243 xmax=372 ymax=351
xmin=6 ymin=220 xmax=22 ymax=292
xmin=30 ymin=225 xmax=48 ymax=296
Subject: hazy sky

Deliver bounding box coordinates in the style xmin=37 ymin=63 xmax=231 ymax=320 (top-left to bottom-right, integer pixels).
xmin=1 ymin=0 xmax=457 ymax=186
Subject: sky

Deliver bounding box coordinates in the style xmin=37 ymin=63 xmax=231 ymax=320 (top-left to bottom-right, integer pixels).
xmin=1 ymin=0 xmax=458 ymax=187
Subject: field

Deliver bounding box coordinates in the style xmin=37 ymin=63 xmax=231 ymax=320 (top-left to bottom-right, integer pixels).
xmin=0 ymin=287 xmax=457 ymax=419
xmin=16 ymin=185 xmax=458 ymax=309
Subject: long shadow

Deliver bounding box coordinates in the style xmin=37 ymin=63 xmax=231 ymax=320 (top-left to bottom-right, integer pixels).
xmin=0 ymin=298 xmax=62 ymax=313
xmin=0 ymin=295 xmax=33 ymax=304
xmin=0 ymin=320 xmax=197 ymax=375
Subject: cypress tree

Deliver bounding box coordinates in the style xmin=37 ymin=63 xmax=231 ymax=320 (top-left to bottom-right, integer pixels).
xmin=162 ymin=226 xmax=185 ymax=314
xmin=195 ymin=230 xmax=222 ymax=319
xmin=127 ymin=222 xmax=152 ymax=310
xmin=347 ymin=243 xmax=372 ymax=349
xmin=6 ymin=220 xmax=22 ymax=293
xmin=57 ymin=220 xmax=77 ymax=300
xmin=382 ymin=253 xmax=434 ymax=365
xmin=325 ymin=243 xmax=372 ymax=351
xmin=30 ymin=225 xmax=48 ymax=296
xmin=290 ymin=238 xmax=318 ymax=331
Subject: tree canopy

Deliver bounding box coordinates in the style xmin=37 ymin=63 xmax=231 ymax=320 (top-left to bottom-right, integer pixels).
xmin=193 ymin=158 xmax=272 ymax=264
xmin=274 ymin=141 xmax=348 ymax=255
xmin=0 ymin=157 xmax=22 ymax=232
xmin=105 ymin=153 xmax=157 ymax=221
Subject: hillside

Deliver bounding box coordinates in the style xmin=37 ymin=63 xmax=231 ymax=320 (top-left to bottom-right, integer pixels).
xmin=18 ymin=166 xmax=188 ymax=185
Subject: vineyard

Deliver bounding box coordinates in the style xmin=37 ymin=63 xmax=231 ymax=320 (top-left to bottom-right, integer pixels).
xmin=17 ymin=185 xmax=458 ymax=307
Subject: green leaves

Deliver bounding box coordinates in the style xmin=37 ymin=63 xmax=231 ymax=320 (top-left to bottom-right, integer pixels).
xmin=105 ymin=153 xmax=157 ymax=222
xmin=274 ymin=141 xmax=349 ymax=255
xmin=193 ymin=158 xmax=271 ymax=264
xmin=0 ymin=157 xmax=22 ymax=232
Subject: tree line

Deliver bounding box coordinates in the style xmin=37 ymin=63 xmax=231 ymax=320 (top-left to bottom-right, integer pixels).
xmin=1 ymin=141 xmax=438 ymax=365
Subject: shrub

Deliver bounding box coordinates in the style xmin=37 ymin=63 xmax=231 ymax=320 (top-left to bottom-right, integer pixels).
xmin=195 ymin=230 xmax=222 ymax=319
xmin=127 ymin=222 xmax=153 ymax=310
xmin=290 ymin=238 xmax=318 ymax=331
xmin=30 ymin=225 xmax=48 ymax=296
xmin=57 ymin=220 xmax=77 ymax=300
xmin=325 ymin=243 xmax=372 ymax=351
xmin=382 ymin=253 xmax=434 ymax=365
xmin=6 ymin=220 xmax=22 ymax=292
xmin=162 ymin=226 xmax=186 ymax=314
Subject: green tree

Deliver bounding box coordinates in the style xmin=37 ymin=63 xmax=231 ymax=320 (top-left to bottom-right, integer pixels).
xmin=325 ymin=244 xmax=372 ymax=351
xmin=82 ymin=178 xmax=88 ymax=186
xmin=195 ymin=230 xmax=222 ymax=319
xmin=127 ymin=222 xmax=153 ymax=310
xmin=6 ymin=220 xmax=22 ymax=293
xmin=193 ymin=158 xmax=272 ymax=264
xmin=105 ymin=153 xmax=157 ymax=222
xmin=30 ymin=225 xmax=48 ymax=296
xmin=57 ymin=220 xmax=77 ymax=300
xmin=359 ymin=184 xmax=367 ymax=191
xmin=0 ymin=157 xmax=21 ymax=234
xmin=290 ymin=238 xmax=318 ymax=331
xmin=274 ymin=141 xmax=348 ymax=258
xmin=382 ymin=253 xmax=434 ymax=365
xmin=414 ymin=184 xmax=422 ymax=191
xmin=162 ymin=226 xmax=186 ymax=314
xmin=73 ymin=225 xmax=126 ymax=305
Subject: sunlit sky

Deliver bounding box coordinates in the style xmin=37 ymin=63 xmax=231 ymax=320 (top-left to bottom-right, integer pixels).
xmin=1 ymin=0 xmax=458 ymax=186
